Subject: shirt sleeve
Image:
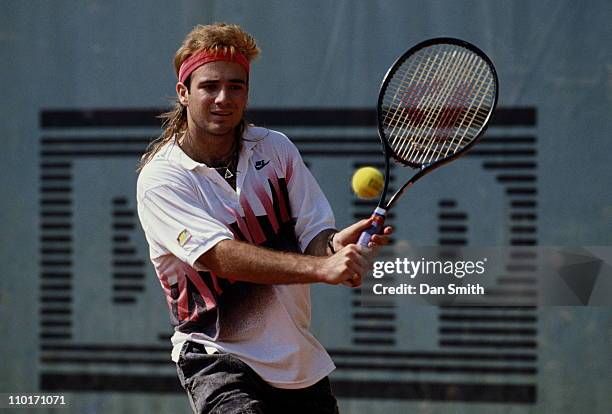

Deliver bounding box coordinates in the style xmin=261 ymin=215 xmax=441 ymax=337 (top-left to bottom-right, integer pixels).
xmin=137 ymin=184 xmax=234 ymax=269
xmin=280 ymin=136 xmax=336 ymax=252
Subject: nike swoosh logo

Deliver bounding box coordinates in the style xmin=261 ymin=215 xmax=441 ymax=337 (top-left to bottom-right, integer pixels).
xmin=254 ymin=160 xmax=270 ymax=170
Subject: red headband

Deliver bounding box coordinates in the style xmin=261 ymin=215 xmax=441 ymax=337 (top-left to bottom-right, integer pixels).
xmin=178 ymin=49 xmax=250 ymax=83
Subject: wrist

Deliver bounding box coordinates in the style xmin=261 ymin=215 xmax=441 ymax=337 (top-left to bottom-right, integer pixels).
xmin=327 ymin=232 xmax=336 ymax=255
xmin=306 ymin=255 xmax=329 ymax=283
xmin=327 ymin=231 xmax=339 ymax=255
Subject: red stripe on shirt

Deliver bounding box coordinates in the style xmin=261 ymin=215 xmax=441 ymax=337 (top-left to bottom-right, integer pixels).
xmin=232 ymin=210 xmax=254 ymax=243
xmin=241 ymin=196 xmax=266 ymax=244
xmin=252 ymin=179 xmax=280 ymax=233
xmin=177 ymin=271 xmax=190 ymax=321
xmin=184 ymin=264 xmax=217 ymax=311
xmin=209 ymin=271 xmax=224 ymax=295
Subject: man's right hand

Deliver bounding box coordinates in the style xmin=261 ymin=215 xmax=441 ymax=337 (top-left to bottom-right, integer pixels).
xmin=317 ymin=244 xmax=374 ymax=287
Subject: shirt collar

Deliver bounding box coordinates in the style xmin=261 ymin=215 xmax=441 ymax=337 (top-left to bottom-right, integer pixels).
xmin=165 ymin=127 xmax=260 ymax=171
xmin=166 ymin=139 xmax=200 ymax=170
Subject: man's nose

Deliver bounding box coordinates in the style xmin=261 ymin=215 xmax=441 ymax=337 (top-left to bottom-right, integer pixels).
xmin=215 ymin=86 xmax=231 ymax=104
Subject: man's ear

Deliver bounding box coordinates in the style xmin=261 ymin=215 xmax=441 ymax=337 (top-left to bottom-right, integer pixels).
xmin=176 ymin=82 xmax=189 ymax=107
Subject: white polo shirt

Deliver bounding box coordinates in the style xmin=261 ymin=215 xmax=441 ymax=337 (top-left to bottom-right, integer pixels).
xmin=137 ymin=126 xmax=336 ymax=389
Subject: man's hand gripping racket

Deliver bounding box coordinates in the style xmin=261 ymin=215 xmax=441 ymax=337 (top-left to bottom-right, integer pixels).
xmin=358 ymin=38 xmax=499 ymax=246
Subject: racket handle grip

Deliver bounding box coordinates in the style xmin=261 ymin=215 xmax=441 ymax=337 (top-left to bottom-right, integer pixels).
xmin=357 ymin=207 xmax=387 ymax=247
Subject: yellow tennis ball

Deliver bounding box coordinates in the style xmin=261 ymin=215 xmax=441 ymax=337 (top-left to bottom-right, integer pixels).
xmin=352 ymin=167 xmax=384 ymax=199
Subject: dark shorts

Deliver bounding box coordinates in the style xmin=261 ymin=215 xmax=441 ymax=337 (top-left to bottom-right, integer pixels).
xmin=176 ymin=341 xmax=339 ymax=414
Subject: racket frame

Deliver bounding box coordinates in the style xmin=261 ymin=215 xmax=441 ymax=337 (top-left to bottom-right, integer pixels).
xmin=374 ymin=37 xmax=499 ymax=212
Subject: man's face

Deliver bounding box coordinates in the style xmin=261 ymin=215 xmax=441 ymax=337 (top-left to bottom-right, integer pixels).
xmin=180 ymin=60 xmax=248 ymax=140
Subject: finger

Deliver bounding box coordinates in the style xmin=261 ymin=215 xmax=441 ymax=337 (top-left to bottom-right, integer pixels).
xmin=344 ymin=220 xmax=390 ymax=239
xmin=340 ymin=248 xmax=368 ymax=275
xmin=345 ymin=260 xmax=366 ymax=278
xmin=369 ymin=228 xmax=393 ymax=245
xmin=345 ymin=218 xmax=375 ymax=234
xmin=343 ymin=243 xmax=372 ymax=257
xmin=342 ymin=276 xmax=361 ymax=288
xmin=332 ymin=220 xmax=368 ymax=249
xmin=369 ymin=234 xmax=391 ymax=245
xmin=352 ymin=244 xmax=374 ymax=265
xmin=346 ymin=271 xmax=362 ymax=287
xmin=356 ymin=244 xmax=379 ymax=262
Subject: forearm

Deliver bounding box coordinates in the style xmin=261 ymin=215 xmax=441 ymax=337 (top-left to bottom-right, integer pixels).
xmin=197 ymin=239 xmax=326 ymax=284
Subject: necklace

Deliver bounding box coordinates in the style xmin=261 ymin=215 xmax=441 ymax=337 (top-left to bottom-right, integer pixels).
xmin=180 ymin=131 xmax=240 ymax=184
xmin=210 ymin=152 xmax=237 ymax=180
xmin=206 ymin=136 xmax=240 ymax=188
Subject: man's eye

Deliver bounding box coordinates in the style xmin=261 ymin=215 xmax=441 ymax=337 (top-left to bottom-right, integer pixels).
xmin=201 ymin=84 xmax=217 ymax=92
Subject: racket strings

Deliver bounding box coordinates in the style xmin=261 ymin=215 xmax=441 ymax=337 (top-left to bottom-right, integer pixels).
xmin=444 ymin=69 xmax=494 ymax=158
xmin=404 ymin=47 xmax=476 ymax=162
xmin=386 ymin=52 xmax=445 ymax=156
xmin=395 ymin=47 xmax=480 ymax=161
xmin=384 ymin=50 xmax=444 ymax=130
xmin=381 ymin=53 xmax=436 ymax=138
xmin=381 ymin=44 xmax=496 ymax=165
xmin=444 ymin=60 xmax=496 ymax=156
xmin=421 ymin=57 xmax=493 ymax=161
xmin=384 ymin=47 xmax=463 ymax=160
xmin=419 ymin=51 xmax=489 ymax=162
xmin=393 ymin=51 xmax=452 ymax=157
xmin=386 ymin=51 xmax=451 ymax=158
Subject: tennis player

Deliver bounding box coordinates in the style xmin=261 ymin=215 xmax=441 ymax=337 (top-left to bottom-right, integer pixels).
xmin=137 ymin=23 xmax=392 ymax=414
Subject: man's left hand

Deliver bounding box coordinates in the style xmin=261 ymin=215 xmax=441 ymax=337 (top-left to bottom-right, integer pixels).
xmin=333 ymin=218 xmax=393 ymax=251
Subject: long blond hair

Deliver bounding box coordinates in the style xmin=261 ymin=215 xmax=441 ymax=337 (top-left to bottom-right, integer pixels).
xmin=138 ymin=23 xmax=260 ymax=171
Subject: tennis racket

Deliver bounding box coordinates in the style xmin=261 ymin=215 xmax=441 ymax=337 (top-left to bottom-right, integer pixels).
xmin=358 ymin=37 xmax=499 ymax=246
